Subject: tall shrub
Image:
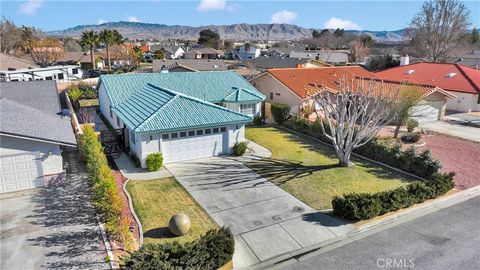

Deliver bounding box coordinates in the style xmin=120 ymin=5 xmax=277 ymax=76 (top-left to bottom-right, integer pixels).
xmin=79 ymin=125 xmax=133 ymax=250
xmin=271 ymin=103 xmax=291 ymax=124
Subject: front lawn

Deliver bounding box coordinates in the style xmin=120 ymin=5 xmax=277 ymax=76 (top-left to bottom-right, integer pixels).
xmin=245 ymin=126 xmax=414 ymax=209
xmin=126 ymin=177 xmax=218 ymax=245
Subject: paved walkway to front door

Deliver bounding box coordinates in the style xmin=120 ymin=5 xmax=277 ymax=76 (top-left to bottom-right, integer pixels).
xmin=165 ymin=157 xmax=353 ymax=269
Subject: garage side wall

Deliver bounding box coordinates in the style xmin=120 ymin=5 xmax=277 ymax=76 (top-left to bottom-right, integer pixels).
xmin=446 ymin=92 xmax=480 ymax=112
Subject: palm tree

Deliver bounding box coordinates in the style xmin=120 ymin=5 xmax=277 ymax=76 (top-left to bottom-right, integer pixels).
xmin=99 ymin=29 xmax=123 ymax=72
xmin=80 ymin=30 xmax=99 ymax=69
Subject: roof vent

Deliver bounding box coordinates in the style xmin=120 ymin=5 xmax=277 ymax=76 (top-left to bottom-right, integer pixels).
xmin=213 ymin=64 xmax=218 ymax=69
xmin=446 ymin=72 xmax=457 ymax=78
xmin=405 ymin=69 xmax=415 ymax=75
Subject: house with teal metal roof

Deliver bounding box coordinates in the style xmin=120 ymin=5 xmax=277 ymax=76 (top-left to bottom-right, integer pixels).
xmin=97 ymin=71 xmax=265 ymax=166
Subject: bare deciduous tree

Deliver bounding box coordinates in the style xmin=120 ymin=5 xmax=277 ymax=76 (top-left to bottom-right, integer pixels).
xmin=314 ymin=77 xmax=399 ymax=167
xmin=408 ymin=0 xmax=471 ymax=62
xmin=349 ymin=37 xmax=370 ymax=63
xmin=30 ymin=38 xmax=66 ymax=66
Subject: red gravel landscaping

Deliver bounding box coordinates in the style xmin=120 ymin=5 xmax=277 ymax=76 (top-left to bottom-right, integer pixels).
xmin=417 ymin=134 xmax=480 ymax=190
xmin=108 ymin=158 xmax=141 ymax=248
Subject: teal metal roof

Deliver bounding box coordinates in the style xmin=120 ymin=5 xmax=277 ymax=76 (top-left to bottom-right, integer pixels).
xmin=100 ymin=71 xmax=265 ymax=107
xmin=112 ymin=84 xmax=252 ymax=133
xmin=223 ymin=87 xmax=265 ymax=102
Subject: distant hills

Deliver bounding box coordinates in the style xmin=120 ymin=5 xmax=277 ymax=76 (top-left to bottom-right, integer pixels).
xmin=49 ymin=21 xmax=408 ymax=43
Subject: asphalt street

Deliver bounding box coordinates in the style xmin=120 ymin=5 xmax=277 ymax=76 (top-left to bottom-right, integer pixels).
xmin=281 ymin=196 xmax=480 ymax=270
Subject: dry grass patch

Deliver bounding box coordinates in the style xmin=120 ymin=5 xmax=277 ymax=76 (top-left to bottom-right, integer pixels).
xmin=126 ymin=177 xmax=218 ymax=245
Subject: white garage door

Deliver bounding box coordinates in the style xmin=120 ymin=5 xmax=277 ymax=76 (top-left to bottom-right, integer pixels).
xmin=162 ymin=128 xmax=226 ymax=163
xmin=0 ymin=153 xmax=44 ymax=193
xmin=411 ymin=102 xmax=441 ymax=123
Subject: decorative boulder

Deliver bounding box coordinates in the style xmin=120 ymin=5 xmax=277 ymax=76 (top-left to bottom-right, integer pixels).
xmin=168 ymin=213 xmax=191 ymax=236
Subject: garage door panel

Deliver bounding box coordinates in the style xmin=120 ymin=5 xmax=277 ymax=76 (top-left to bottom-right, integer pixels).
xmin=0 ymin=153 xmax=44 ymax=193
xmin=162 ymin=132 xmax=225 ymax=163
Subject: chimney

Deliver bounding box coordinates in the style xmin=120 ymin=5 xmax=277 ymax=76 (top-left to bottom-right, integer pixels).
xmin=400 ymin=54 xmax=410 ymax=66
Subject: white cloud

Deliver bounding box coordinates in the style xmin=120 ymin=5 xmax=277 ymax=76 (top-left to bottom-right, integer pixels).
xmin=98 ymin=19 xmax=108 ymax=25
xmin=323 ymin=17 xmax=361 ymax=30
xmin=198 ymin=0 xmax=225 ymax=11
xmin=127 ymin=16 xmax=140 ymax=22
xmin=197 ymin=0 xmax=237 ymax=12
xmin=19 ymin=0 xmax=43 ymax=15
xmin=271 ymin=10 xmax=297 ymax=24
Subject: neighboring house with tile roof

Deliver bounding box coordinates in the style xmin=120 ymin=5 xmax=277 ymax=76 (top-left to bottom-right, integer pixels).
xmin=0 ymin=53 xmax=38 ymax=70
xmin=152 ymin=59 xmax=227 ymax=72
xmin=376 ymin=62 xmax=480 ymax=112
xmin=57 ymin=51 xmax=106 ymax=70
xmin=183 ymin=45 xmax=223 ymax=59
xmin=0 ymin=81 xmax=77 ymax=193
xmin=289 ymin=51 xmax=349 ymax=66
xmin=252 ymin=66 xmax=455 ymax=122
xmin=97 ymin=71 xmax=265 ymax=166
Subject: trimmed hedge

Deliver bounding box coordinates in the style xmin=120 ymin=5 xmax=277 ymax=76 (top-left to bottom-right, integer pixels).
xmin=79 ymin=125 xmax=133 ymax=250
xmin=253 ymin=116 xmax=263 ymax=126
xmin=233 ymin=141 xmax=248 ymax=156
xmin=122 ymin=227 xmax=234 ymax=270
xmin=332 ymin=172 xmax=455 ymax=220
xmin=146 ymin=152 xmax=163 ymax=172
xmin=271 ymin=103 xmax=291 ymax=124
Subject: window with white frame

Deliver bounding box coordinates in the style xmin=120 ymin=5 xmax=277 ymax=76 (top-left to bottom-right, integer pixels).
xmin=240 ymin=103 xmax=256 ymax=114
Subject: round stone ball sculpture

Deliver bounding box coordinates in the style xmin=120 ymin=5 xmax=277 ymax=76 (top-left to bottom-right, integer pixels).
xmin=168 ymin=213 xmax=191 ymax=236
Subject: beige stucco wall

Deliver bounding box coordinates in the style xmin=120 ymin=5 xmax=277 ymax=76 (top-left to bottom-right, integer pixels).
xmin=252 ymin=74 xmax=304 ymax=114
xmin=446 ymin=91 xmax=480 ymax=112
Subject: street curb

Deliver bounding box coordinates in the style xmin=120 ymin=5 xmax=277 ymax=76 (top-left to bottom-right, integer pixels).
xmin=248 ymin=186 xmax=480 ymax=270
xmin=96 ymin=215 xmax=116 ymax=270
xmin=123 ymin=179 xmax=144 ymax=245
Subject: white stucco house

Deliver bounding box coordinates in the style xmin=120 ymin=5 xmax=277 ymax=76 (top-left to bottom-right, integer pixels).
xmin=97 ymin=71 xmax=265 ymax=167
xmin=0 ymin=81 xmax=77 ymax=193
xmin=238 ymin=43 xmax=261 ymax=60
xmin=376 ymin=62 xmax=480 ymax=112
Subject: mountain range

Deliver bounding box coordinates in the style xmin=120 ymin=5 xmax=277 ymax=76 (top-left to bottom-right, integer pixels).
xmin=49 ymin=21 xmax=408 ymax=43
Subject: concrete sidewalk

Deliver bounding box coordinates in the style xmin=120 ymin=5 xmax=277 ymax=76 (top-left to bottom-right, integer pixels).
xmin=165 ymin=157 xmax=353 ymax=269
xmin=113 ymin=153 xmax=171 ymax=180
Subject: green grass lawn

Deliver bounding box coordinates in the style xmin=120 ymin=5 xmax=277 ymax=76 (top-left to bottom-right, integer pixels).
xmin=245 ymin=126 xmax=413 ymax=210
xmin=126 ymin=177 xmax=218 ymax=245
xmin=79 ymin=99 xmax=99 ymax=107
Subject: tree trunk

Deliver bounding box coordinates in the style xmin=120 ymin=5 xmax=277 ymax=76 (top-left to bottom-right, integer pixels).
xmin=393 ymin=122 xmax=401 ymax=138
xmin=106 ymin=45 xmax=111 ymax=72
xmin=90 ymin=47 xmax=96 ymax=70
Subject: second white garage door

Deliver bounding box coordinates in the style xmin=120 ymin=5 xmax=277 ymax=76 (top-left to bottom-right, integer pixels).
xmin=0 ymin=153 xmax=44 ymax=193
xmin=411 ymin=101 xmax=442 ymax=123
xmin=162 ymin=130 xmax=226 ymax=163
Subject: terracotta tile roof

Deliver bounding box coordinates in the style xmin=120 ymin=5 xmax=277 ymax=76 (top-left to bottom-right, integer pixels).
xmin=375 ymin=62 xmax=480 ymax=94
xmin=267 ymin=66 xmax=376 ymax=99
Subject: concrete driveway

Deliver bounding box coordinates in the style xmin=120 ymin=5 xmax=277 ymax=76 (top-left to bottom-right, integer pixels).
xmin=0 ymin=152 xmax=108 ymax=270
xmin=165 ymin=157 xmax=352 ymax=268
xmin=421 ymin=120 xmax=480 ymax=142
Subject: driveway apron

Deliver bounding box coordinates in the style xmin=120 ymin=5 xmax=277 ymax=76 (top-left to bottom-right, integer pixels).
xmin=0 ymin=152 xmax=109 ymax=270
xmin=165 ymin=157 xmax=353 ymax=268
